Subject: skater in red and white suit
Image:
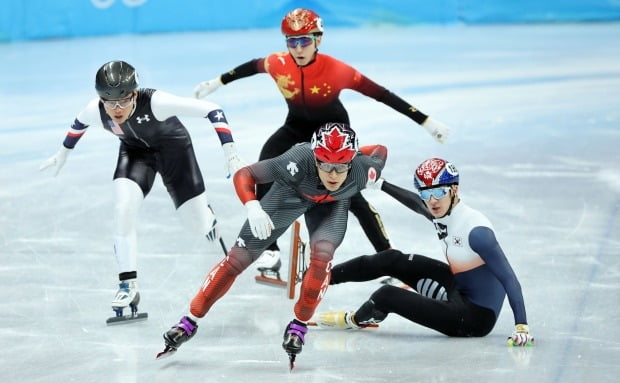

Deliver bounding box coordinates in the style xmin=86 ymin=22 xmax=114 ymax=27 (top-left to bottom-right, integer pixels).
xmin=193 ymin=7 xmax=450 ymax=271
xmin=160 ymin=123 xmax=387 ymax=362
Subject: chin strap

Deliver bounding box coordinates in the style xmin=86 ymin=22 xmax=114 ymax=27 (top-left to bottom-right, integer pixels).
xmin=439 ymin=187 xmax=459 ymax=219
xmin=127 ymin=102 xmax=137 ymax=118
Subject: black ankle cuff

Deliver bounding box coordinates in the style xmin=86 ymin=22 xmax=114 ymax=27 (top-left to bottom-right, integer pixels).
xmin=119 ymin=271 xmax=137 ymax=281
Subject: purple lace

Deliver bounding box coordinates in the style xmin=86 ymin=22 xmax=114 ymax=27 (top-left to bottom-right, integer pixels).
xmin=287 ymin=322 xmax=307 ymax=343
xmin=176 ymin=317 xmax=196 ymax=335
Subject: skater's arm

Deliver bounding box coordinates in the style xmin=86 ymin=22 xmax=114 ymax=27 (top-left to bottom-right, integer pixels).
xmin=469 ymin=226 xmax=527 ymax=325
xmin=351 ymin=72 xmax=450 ymax=144
xmin=381 ymin=180 xmax=433 ymax=221
xmin=233 ymin=167 xmax=259 ymax=204
xmin=234 ymin=166 xmax=274 ymax=240
xmin=150 ymin=90 xmax=235 ymax=143
xmin=40 ymin=99 xmax=101 ymax=176
xmin=150 ymin=90 xmax=245 ymax=177
xmin=194 ymin=59 xmax=266 ymax=99
xmin=359 ymin=145 xmax=387 ymax=168
xmin=62 ymin=98 xmax=101 ymax=148
xmin=220 ymin=58 xmax=265 ymax=84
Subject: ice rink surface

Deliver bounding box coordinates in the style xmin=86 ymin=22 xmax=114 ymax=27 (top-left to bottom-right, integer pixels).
xmin=1 ymin=22 xmax=619 ymax=382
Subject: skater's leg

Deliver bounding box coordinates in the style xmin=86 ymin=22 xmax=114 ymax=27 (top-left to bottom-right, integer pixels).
xmin=349 ymin=192 xmax=390 ymax=252
xmin=112 ymin=178 xmax=145 ymax=308
xmin=163 ymin=208 xmax=301 ymax=352
xmin=189 ymin=247 xmax=253 ymax=317
xmin=111 ymin=144 xmax=156 ymax=309
xmin=176 ymin=193 xmax=218 ymax=241
xmin=293 ymin=240 xmax=334 ymax=321
xmin=283 ymin=201 xmax=347 ymax=364
xmin=162 ymin=247 xmax=253 ymax=351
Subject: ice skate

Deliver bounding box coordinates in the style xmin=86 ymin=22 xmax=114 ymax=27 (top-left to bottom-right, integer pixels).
xmin=354 ymin=299 xmax=387 ymax=326
xmin=255 ymin=250 xmax=286 ymax=287
xmin=106 ymin=280 xmax=148 ymax=325
xmin=282 ymin=319 xmax=307 ymax=371
xmin=256 ymin=249 xmax=282 ymax=273
xmin=311 ymin=310 xmax=361 ymax=329
xmin=156 ymin=316 xmax=198 ymax=359
xmin=111 ymin=279 xmax=138 ymax=308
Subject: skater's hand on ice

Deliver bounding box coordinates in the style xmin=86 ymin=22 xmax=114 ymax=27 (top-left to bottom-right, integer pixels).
xmin=39 ymin=146 xmax=72 ymax=176
xmin=194 ymin=77 xmax=223 ymax=99
xmin=422 ymin=116 xmax=450 ymax=144
xmin=507 ymin=324 xmax=534 ymax=346
xmin=245 ymin=200 xmax=273 ymax=240
xmin=222 ymin=142 xmax=246 ymax=179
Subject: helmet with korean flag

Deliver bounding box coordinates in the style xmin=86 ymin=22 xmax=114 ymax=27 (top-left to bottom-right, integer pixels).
xmin=413 ymin=158 xmax=459 ymax=190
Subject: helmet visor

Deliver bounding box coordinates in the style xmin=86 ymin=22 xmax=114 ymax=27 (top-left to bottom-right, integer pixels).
xmin=419 ymin=186 xmax=451 ymax=201
xmin=286 ymin=35 xmax=316 ymax=48
xmin=101 ymin=94 xmax=134 ymax=109
xmin=316 ymin=160 xmax=351 ymax=174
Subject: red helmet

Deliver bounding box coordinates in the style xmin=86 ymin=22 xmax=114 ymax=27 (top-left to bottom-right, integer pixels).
xmin=311 ymin=123 xmax=358 ymax=163
xmin=281 ymin=8 xmax=324 ymax=36
xmin=413 ymin=158 xmax=459 ymax=190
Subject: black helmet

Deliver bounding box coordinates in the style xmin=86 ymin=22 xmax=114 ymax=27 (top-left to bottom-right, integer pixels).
xmin=95 ymin=61 xmax=138 ymax=99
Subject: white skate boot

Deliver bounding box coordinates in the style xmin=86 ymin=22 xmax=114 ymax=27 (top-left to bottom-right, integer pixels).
xmin=255 ymin=250 xmax=281 ymax=272
xmin=107 ymin=279 xmax=147 ymax=325
xmin=313 ymin=307 xmax=382 ymax=329
xmin=254 ymin=250 xmax=286 ymax=287
xmin=313 ymin=310 xmax=360 ymax=329
xmin=111 ymin=279 xmax=138 ymax=308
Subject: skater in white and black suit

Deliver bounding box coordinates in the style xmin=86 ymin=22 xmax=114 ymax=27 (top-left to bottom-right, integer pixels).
xmin=160 ymin=123 xmax=387 ymax=366
xmin=315 ymin=158 xmax=534 ymax=347
xmin=40 ymin=60 xmax=245 ymax=317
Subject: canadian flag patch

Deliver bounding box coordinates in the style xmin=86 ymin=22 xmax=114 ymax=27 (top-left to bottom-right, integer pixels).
xmin=366 ymin=167 xmax=378 ymax=187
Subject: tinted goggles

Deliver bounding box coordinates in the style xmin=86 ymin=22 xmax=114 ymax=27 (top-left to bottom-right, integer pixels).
xmin=101 ymin=94 xmax=134 ymax=109
xmin=419 ymin=186 xmax=452 ymax=201
xmin=286 ymin=35 xmax=316 ymax=48
xmin=316 ymin=161 xmax=351 ymax=173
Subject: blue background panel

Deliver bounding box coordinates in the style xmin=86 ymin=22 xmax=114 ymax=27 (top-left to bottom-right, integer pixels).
xmin=1 ymin=0 xmax=620 ymax=41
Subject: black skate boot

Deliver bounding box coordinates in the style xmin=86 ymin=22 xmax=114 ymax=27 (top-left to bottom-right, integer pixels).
xmin=156 ymin=316 xmax=198 ymax=359
xmin=282 ymin=319 xmax=307 ymax=370
xmin=355 ymin=299 xmax=388 ymax=326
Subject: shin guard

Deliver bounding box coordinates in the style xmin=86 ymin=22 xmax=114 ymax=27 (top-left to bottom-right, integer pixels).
xmin=190 ymin=256 xmax=242 ymax=317
xmin=294 ymin=258 xmax=331 ymax=321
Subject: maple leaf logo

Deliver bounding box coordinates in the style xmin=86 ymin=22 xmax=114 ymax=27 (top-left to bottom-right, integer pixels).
xmin=313 ymin=124 xmax=357 ymax=163
xmin=321 ymin=127 xmax=353 ymax=153
xmin=326 ymin=128 xmax=345 ymax=149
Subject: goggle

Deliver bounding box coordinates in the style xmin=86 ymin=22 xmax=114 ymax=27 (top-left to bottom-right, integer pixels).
xmin=286 ymin=35 xmax=316 ymax=48
xmin=101 ymin=94 xmax=134 ymax=109
xmin=419 ymin=186 xmax=452 ymax=201
xmin=316 ymin=161 xmax=351 ymax=174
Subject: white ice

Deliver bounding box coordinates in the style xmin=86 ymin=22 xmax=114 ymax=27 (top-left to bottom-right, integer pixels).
xmin=1 ymin=23 xmax=619 ymax=382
